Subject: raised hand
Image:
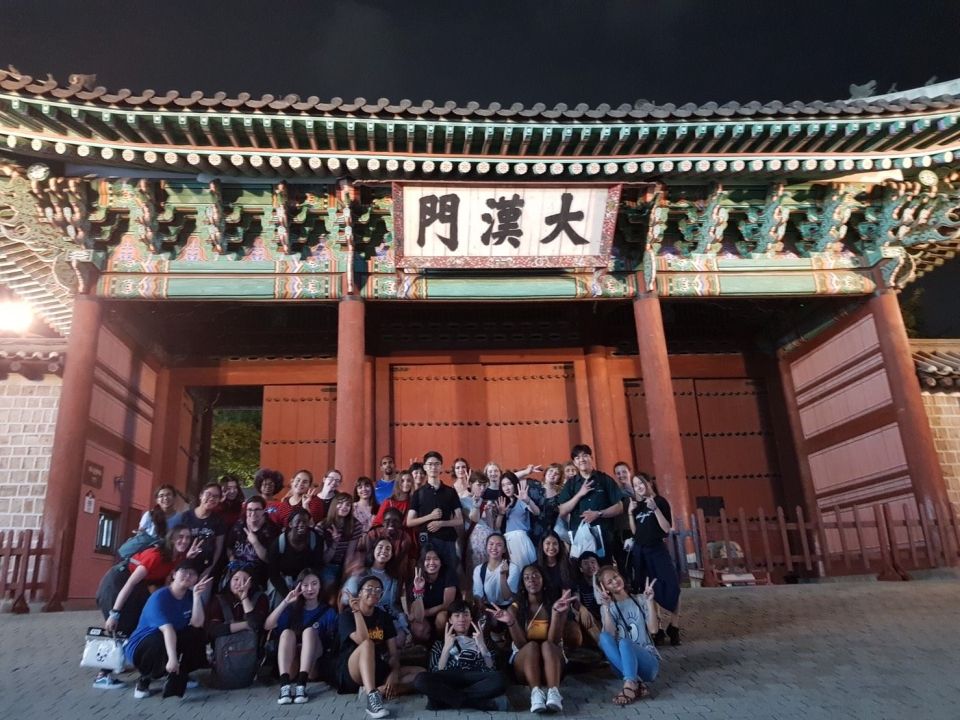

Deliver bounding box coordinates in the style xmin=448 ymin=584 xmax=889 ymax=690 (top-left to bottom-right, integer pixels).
xmin=485 ymin=603 xmax=514 ymax=625
xmin=471 ymin=621 xmax=486 ymax=646
xmin=593 ymin=574 xmax=612 ymax=606
xmin=442 ymin=620 xmax=456 ymax=648
xmin=412 ymin=566 xmax=426 ymax=593
xmin=237 ymin=574 xmax=251 ymax=601
xmin=284 ymin=583 xmax=303 ymax=605
xmin=304 ymin=484 xmax=319 ymax=500
xmin=577 ymin=479 xmax=595 ymax=498
xmin=496 ymin=496 xmax=508 ymax=515
xmin=347 ymin=591 xmax=362 ymax=613
xmin=643 ymin=577 xmax=657 ymax=600
xmin=645 ymin=496 xmax=657 ymax=511
xmin=193 ymin=575 xmax=213 ymax=598
xmin=552 ymin=588 xmax=575 ymax=614
xmin=186 ymin=538 xmax=203 ymax=559
xmin=499 ymin=559 xmax=510 ymax=576
xmin=518 ymin=480 xmax=530 ymax=502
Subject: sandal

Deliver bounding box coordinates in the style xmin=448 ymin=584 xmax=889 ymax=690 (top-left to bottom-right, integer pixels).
xmin=613 ymin=683 xmax=639 ymax=706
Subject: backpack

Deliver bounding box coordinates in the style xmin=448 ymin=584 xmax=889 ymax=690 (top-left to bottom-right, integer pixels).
xmin=116 ymin=531 xmax=162 ymax=562
xmin=277 ymin=529 xmax=318 ymax=554
xmin=211 ymin=593 xmax=262 ymax=689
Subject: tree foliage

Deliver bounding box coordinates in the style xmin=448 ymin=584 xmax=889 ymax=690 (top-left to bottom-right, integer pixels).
xmin=208 ymin=408 xmax=261 ymax=486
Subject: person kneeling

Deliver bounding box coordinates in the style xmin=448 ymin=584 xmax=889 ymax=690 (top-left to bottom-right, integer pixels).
xmin=264 ymin=567 xmax=337 ymax=705
xmin=336 ymin=575 xmax=424 ymax=718
xmin=123 ymin=559 xmax=211 ymax=700
xmin=413 ymin=599 xmax=507 ymax=711
xmin=596 ymin=567 xmax=661 ymax=705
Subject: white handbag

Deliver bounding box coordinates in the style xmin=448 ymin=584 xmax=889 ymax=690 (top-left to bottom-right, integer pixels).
xmin=80 ymin=627 xmax=126 ymax=673
xmin=570 ymin=520 xmax=600 ymax=558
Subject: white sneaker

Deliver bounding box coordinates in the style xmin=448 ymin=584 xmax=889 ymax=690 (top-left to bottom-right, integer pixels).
xmin=546 ymin=687 xmax=563 ymax=712
xmin=530 ymin=686 xmax=547 ymax=713
xmin=92 ymin=675 xmax=124 ymax=690
xmin=293 ymin=684 xmax=308 ymax=704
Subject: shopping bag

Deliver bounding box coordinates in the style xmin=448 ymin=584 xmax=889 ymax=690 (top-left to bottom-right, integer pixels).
xmin=80 ymin=627 xmax=126 ymax=673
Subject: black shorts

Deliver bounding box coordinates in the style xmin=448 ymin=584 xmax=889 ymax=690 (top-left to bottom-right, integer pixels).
xmin=335 ymin=652 xmax=391 ymax=694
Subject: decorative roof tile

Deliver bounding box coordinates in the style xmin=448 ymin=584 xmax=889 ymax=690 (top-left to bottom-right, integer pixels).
xmin=4 ymin=67 xmax=960 ymax=122
xmin=912 ymin=341 xmax=960 ymax=390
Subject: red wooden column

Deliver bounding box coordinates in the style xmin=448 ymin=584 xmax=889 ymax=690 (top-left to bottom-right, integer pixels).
xmin=584 ymin=346 xmax=619 ymax=471
xmin=334 ymin=296 xmax=365 ymax=486
xmin=42 ymin=294 xmax=103 ymax=610
xmin=633 ymin=292 xmax=692 ymax=525
xmin=869 ymin=289 xmax=951 ymax=521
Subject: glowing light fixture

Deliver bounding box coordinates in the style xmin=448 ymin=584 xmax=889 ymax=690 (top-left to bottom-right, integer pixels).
xmin=0 ymin=299 xmax=34 ymax=334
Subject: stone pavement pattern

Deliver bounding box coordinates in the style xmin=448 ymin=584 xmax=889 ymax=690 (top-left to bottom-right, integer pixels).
xmin=1 ymin=579 xmax=958 ymax=720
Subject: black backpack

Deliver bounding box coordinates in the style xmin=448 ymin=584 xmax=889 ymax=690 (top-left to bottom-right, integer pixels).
xmin=211 ymin=593 xmax=262 ymax=689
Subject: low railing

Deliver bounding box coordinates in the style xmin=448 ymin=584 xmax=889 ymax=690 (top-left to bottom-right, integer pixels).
xmin=0 ymin=529 xmax=55 ymax=613
xmin=675 ymin=499 xmax=960 ymax=586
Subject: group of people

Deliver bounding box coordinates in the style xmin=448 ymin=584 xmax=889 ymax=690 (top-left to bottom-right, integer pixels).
xmin=93 ymin=443 xmax=682 ymax=717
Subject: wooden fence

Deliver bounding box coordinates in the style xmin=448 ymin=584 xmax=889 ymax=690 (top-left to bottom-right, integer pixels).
xmin=671 ymin=499 xmax=960 ymax=586
xmin=0 ymin=529 xmax=54 ymax=613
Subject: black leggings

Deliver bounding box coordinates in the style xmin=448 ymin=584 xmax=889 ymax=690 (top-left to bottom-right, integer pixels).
xmin=132 ymin=626 xmax=207 ymax=679
xmin=413 ymin=670 xmax=507 ymax=709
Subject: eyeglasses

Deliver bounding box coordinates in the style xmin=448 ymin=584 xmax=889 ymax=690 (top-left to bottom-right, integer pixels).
xmin=246 ymin=508 xmax=264 ymax=514
xmin=361 ymin=587 xmax=384 ymax=596
xmin=424 ymin=461 xmax=442 ymax=467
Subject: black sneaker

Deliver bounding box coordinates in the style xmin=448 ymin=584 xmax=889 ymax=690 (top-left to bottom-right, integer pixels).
xmin=666 ymin=624 xmax=681 ymax=646
xmin=652 ymin=629 xmax=666 ymax=646
xmin=366 ymin=689 xmax=389 ymax=718
xmin=162 ymin=672 xmax=188 ymax=699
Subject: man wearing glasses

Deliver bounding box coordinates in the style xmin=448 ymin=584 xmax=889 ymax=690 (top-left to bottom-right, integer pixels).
xmin=406 ymin=451 xmax=463 ymax=572
xmin=374 ymin=455 xmax=398 ymax=504
xmin=224 ymin=495 xmax=281 ymax=589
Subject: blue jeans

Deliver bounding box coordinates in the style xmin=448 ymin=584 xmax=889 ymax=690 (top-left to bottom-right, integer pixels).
xmin=598 ymin=631 xmax=659 ymax=683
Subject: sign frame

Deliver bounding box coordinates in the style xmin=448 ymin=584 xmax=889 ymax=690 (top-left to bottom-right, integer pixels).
xmin=392 ymin=182 xmax=622 ymax=269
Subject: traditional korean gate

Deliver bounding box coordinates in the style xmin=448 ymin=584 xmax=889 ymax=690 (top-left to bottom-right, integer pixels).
xmin=625 ymin=377 xmax=782 ymax=516
xmin=260 ymin=385 xmax=337 ymax=476
xmin=389 ymin=362 xmax=580 ymax=470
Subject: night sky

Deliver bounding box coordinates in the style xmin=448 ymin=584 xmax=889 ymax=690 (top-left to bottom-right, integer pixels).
xmin=2 ymin=0 xmax=958 ymax=335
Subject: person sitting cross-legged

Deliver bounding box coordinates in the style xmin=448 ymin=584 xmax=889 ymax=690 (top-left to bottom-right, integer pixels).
xmin=412 ymin=599 xmax=508 ymax=712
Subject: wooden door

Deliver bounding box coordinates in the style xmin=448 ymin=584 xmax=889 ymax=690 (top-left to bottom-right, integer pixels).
xmin=694 ymin=378 xmax=782 ymax=512
xmin=389 ymin=361 xmax=580 ymax=470
xmin=624 ymin=376 xmax=781 ymax=515
xmin=260 ymin=384 xmax=337 ymax=477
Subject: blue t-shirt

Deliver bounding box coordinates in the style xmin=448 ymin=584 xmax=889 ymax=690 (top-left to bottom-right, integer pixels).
xmin=275 ymin=603 xmax=339 ymax=649
xmin=124 ymin=587 xmax=193 ymax=662
xmin=374 ymin=479 xmax=395 ymax=505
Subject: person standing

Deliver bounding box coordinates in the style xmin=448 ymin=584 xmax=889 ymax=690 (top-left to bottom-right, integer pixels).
xmin=374 ymin=455 xmax=398 ymax=504
xmin=556 ymin=444 xmax=624 ymax=564
xmin=406 ymin=451 xmax=463 ymax=574
xmin=628 ymin=473 xmax=681 ymax=646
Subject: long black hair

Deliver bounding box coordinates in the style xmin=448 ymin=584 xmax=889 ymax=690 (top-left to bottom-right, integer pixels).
xmin=536 ymin=530 xmax=574 ymax=591
xmin=287 ymin=567 xmax=323 ymax=634
xmin=514 ymin=563 xmax=557 ymax=629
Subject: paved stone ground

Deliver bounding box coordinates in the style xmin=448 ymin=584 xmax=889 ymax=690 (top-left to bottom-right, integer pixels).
xmin=1 ymin=579 xmax=959 ymax=720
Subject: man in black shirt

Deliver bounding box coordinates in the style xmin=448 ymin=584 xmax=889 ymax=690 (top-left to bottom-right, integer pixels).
xmin=406 ymin=451 xmax=463 ymax=573
xmin=557 ymin=444 xmax=624 ymax=564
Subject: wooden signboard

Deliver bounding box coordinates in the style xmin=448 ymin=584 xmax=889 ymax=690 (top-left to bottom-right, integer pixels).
xmin=394 ymin=183 xmax=621 ymax=269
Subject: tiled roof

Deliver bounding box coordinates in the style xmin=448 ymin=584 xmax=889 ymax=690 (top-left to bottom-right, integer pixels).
xmin=0 ymin=337 xmax=66 ymax=376
xmin=912 ymin=340 xmax=960 ymax=390
xmin=3 ymin=68 xmax=960 ymax=121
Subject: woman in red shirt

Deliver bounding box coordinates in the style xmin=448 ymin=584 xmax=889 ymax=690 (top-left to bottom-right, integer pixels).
xmin=274 ymin=469 xmax=325 ymax=527
xmin=92 ymin=525 xmax=201 ymax=689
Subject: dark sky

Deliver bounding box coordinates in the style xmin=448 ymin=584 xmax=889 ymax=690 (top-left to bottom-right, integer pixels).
xmin=2 ymin=0 xmax=959 ymax=336
xmin=3 ymin=0 xmax=960 ymax=106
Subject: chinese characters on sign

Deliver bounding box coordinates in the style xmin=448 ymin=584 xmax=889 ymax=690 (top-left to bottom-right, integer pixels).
xmin=397 ymin=184 xmax=620 ymax=268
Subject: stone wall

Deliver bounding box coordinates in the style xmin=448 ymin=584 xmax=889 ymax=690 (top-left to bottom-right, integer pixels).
xmin=922 ymin=391 xmax=960 ymax=519
xmin=0 ymin=373 xmax=61 ymax=531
